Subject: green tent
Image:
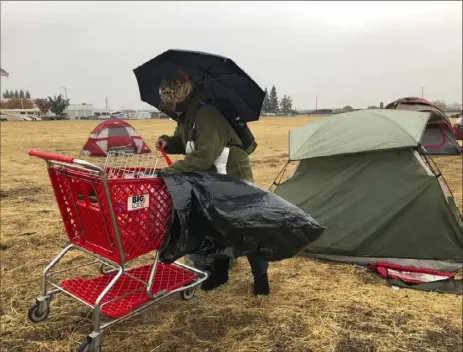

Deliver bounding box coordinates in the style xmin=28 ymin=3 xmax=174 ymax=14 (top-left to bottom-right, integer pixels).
xmin=274 ymin=109 xmax=463 ymax=272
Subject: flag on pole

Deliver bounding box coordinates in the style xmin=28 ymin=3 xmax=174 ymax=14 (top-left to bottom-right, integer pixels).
xmin=0 ymin=68 xmax=9 ymax=77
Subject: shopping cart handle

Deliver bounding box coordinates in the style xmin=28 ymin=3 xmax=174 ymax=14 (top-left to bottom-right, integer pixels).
xmin=161 ymin=149 xmax=173 ymax=166
xmin=28 ymin=149 xmax=75 ymax=163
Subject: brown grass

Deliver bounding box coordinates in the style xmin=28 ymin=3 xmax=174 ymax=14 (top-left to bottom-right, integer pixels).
xmin=1 ymin=117 xmax=462 ymax=352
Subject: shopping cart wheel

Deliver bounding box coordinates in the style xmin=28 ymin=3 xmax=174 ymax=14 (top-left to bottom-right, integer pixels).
xmin=99 ymin=263 xmax=116 ymax=275
xmin=78 ymin=336 xmax=101 ymax=352
xmin=27 ymin=300 xmax=50 ymax=323
xmin=180 ymin=288 xmax=195 ymax=300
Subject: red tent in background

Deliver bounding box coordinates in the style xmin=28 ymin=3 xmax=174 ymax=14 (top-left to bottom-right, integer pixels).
xmin=81 ymin=120 xmax=151 ymax=156
xmin=385 ymin=97 xmax=461 ymax=155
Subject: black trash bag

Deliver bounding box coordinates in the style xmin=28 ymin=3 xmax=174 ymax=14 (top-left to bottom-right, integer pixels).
xmin=157 ymin=171 xmax=326 ymax=264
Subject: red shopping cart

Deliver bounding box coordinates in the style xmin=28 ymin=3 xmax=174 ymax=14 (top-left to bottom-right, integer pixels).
xmin=27 ymin=149 xmax=208 ymax=352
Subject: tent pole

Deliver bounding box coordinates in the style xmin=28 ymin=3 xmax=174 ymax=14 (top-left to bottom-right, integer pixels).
xmin=420 ymin=146 xmax=462 ymax=221
xmin=269 ymin=161 xmax=290 ymax=192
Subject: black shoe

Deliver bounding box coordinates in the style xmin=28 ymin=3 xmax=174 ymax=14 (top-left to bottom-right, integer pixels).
xmin=200 ymin=258 xmax=230 ymax=292
xmin=253 ymin=273 xmax=270 ymax=296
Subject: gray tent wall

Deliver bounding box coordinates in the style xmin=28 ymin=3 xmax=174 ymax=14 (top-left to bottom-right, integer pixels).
xmin=274 ymin=148 xmax=463 ymax=272
xmin=421 ymin=126 xmax=461 ymax=155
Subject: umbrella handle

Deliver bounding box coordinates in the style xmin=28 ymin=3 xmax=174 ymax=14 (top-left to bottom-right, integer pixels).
xmin=161 ymin=149 xmax=173 ymax=166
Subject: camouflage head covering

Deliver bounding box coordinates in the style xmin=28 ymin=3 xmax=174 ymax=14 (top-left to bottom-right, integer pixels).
xmin=158 ymin=71 xmax=193 ymax=104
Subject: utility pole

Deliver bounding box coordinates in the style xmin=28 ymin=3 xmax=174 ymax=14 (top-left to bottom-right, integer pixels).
xmin=61 ymin=86 xmax=68 ymax=100
xmin=421 ymin=87 xmax=424 ymax=99
xmin=105 ymin=97 xmax=108 ymax=113
xmin=61 ymin=86 xmax=68 ymax=117
xmin=315 ymin=95 xmax=318 ymax=110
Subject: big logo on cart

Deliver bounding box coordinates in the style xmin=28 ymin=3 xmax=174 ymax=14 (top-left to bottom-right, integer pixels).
xmin=128 ymin=194 xmax=149 ymax=211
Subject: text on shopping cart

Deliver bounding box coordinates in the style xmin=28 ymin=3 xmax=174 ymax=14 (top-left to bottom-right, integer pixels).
xmin=128 ymin=194 xmax=150 ymax=211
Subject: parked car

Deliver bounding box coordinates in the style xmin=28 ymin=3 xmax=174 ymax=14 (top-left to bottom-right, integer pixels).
xmin=53 ymin=115 xmax=69 ymax=120
xmin=41 ymin=115 xmax=68 ymax=120
xmin=453 ymin=114 xmax=463 ymax=141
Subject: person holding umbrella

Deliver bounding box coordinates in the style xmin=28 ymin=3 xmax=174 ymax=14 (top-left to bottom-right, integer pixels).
xmin=154 ymin=71 xmax=270 ymax=296
xmin=133 ymin=50 xmax=269 ymax=295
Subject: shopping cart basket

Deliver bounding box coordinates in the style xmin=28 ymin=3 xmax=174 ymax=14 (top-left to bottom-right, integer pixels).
xmin=27 ymin=149 xmax=208 ymax=352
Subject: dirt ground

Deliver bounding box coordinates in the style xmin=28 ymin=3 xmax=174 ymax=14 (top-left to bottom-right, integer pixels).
xmin=0 ymin=117 xmax=462 ymax=352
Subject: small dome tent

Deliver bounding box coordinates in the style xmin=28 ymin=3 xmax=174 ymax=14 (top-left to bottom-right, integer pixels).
xmin=385 ymin=97 xmax=461 ymax=155
xmin=81 ymin=120 xmax=151 ymax=156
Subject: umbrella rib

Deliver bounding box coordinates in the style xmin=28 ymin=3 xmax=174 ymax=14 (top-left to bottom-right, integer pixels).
xmin=204 ymin=76 xmax=241 ymax=100
xmin=201 ymin=60 xmax=218 ymax=79
xmin=201 ymin=60 xmax=239 ymax=82
xmin=206 ymin=73 xmax=240 ymax=81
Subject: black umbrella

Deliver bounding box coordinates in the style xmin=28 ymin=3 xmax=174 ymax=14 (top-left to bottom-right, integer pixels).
xmin=133 ymin=49 xmax=265 ymax=122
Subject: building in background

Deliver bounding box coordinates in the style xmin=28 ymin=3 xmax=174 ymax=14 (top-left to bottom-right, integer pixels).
xmin=65 ymin=103 xmax=108 ymax=119
xmin=136 ymin=111 xmax=151 ymax=120
xmin=66 ymin=103 xmax=94 ymax=119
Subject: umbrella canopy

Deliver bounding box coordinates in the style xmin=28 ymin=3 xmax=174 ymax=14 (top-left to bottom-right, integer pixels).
xmin=133 ymin=49 xmax=265 ymax=122
xmin=289 ymin=109 xmax=431 ymax=160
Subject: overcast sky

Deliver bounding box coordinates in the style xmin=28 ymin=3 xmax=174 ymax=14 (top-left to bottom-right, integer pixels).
xmin=1 ymin=1 xmax=462 ymax=110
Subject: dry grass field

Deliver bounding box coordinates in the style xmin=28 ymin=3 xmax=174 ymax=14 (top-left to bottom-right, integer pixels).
xmin=1 ymin=117 xmax=462 ymax=352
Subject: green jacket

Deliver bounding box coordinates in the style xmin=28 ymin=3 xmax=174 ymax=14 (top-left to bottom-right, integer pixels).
xmin=160 ymin=91 xmax=254 ymax=182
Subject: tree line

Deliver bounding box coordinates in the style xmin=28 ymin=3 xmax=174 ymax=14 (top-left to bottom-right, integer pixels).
xmin=341 ymin=100 xmax=461 ymax=112
xmin=3 ymin=89 xmax=31 ymax=99
xmin=261 ymin=85 xmax=294 ymax=114
xmin=430 ymin=101 xmax=461 ymax=112
xmin=1 ymin=94 xmax=70 ymax=116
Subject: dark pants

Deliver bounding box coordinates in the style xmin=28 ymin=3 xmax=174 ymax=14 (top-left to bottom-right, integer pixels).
xmin=186 ymin=254 xmax=268 ymax=278
xmin=247 ymin=255 xmax=269 ymax=277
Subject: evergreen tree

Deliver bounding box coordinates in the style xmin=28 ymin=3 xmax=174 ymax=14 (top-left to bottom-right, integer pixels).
xmin=25 ymin=90 xmax=31 ymax=99
xmin=269 ymin=85 xmax=279 ymax=112
xmin=19 ymin=89 xmax=25 ymax=99
xmin=280 ymin=95 xmax=293 ymax=114
xmin=3 ymin=89 xmax=10 ymax=98
xmin=14 ymin=90 xmax=19 ymax=99
xmin=262 ymin=88 xmax=270 ymax=112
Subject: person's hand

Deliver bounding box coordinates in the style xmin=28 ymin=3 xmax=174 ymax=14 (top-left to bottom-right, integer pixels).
xmin=155 ymin=138 xmax=168 ymax=151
